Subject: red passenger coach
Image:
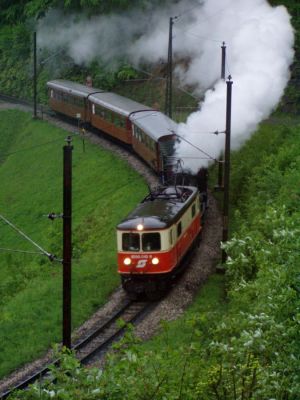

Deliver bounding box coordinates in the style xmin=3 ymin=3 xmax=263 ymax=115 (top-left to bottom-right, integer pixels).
xmin=88 ymin=92 xmax=152 ymax=145
xmin=117 ymin=186 xmax=203 ymax=298
xmin=47 ymin=80 xmax=100 ymax=121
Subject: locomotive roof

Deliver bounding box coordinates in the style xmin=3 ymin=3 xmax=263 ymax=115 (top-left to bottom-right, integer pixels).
xmin=88 ymin=92 xmax=153 ymax=117
xmin=117 ymin=186 xmax=198 ymax=230
xmin=130 ymin=111 xmax=178 ymax=142
xmin=47 ymin=80 xmax=102 ymax=98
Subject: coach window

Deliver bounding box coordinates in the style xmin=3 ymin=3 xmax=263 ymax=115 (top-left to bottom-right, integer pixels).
xmin=142 ymin=233 xmax=161 ymax=251
xmin=122 ymin=233 xmax=140 ymax=251
xmin=109 ymin=112 xmax=114 ymax=123
xmin=114 ymin=114 xmax=118 ymax=125
xmin=177 ymin=222 xmax=182 ymax=237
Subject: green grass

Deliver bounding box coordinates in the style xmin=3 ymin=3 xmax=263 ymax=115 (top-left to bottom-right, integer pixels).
xmin=0 ymin=109 xmax=147 ymax=377
xmin=143 ymin=274 xmax=226 ymax=350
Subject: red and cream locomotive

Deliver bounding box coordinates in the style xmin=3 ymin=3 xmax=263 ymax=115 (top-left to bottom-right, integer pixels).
xmin=117 ymin=185 xmax=204 ymax=298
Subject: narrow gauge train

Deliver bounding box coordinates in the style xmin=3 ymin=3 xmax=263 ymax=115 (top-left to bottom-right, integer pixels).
xmin=47 ymin=79 xmax=177 ymax=175
xmin=117 ymin=185 xmax=203 ymax=298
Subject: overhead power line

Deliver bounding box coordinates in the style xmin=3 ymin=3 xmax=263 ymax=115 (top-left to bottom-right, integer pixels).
xmin=0 ymin=137 xmax=63 ymax=159
xmin=0 ymin=213 xmax=58 ymax=262
xmin=174 ymin=132 xmax=217 ymax=162
xmin=0 ymin=247 xmax=45 ymax=256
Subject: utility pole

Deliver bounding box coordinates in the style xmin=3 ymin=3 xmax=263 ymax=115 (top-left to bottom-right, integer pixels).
xmin=221 ymin=42 xmax=226 ymax=80
xmin=33 ymin=31 xmax=37 ymax=118
xmin=165 ymin=17 xmax=176 ymax=118
xmin=222 ymin=76 xmax=233 ymax=263
xmin=214 ymin=42 xmax=227 ymax=191
xmin=63 ymin=136 xmax=73 ymax=348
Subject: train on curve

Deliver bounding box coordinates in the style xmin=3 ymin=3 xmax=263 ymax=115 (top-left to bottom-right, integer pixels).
xmin=47 ymin=79 xmax=207 ymax=298
xmin=47 ymin=79 xmax=177 ymax=177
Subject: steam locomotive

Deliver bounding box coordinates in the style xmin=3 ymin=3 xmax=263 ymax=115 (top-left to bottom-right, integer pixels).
xmin=47 ymin=79 xmax=207 ymax=298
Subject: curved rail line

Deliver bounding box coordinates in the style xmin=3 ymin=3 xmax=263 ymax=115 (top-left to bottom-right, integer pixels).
xmin=0 ymin=299 xmax=155 ymax=399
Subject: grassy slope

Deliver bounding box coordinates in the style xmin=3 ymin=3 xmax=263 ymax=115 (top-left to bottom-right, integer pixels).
xmin=0 ymin=109 xmax=147 ymax=377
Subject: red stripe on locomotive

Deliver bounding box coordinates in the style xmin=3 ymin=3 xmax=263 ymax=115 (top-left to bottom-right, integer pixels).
xmin=118 ymin=215 xmax=201 ymax=275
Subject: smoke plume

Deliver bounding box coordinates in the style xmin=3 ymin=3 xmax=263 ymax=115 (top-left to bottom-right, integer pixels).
xmin=37 ymin=0 xmax=295 ymax=171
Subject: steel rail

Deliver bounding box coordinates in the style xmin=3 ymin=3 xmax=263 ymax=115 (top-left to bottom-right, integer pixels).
xmin=0 ymin=300 xmax=154 ymax=399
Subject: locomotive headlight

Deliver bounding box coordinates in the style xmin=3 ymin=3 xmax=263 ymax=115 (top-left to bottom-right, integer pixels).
xmin=137 ymin=224 xmax=144 ymax=231
xmin=151 ymin=257 xmax=159 ymax=265
xmin=124 ymin=257 xmax=131 ymax=265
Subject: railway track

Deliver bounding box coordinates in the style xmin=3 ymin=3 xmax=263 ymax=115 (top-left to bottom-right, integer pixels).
xmin=0 ymin=299 xmax=156 ymax=399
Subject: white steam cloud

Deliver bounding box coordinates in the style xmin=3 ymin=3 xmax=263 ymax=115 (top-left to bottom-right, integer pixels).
xmin=38 ymin=0 xmax=294 ymax=171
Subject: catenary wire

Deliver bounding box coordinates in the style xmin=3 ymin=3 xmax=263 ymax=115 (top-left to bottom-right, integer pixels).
xmin=174 ymin=132 xmax=217 ymax=162
xmin=0 ymin=247 xmax=45 ymax=256
xmin=0 ymin=213 xmax=57 ymax=261
xmin=0 ymin=133 xmax=79 ymax=159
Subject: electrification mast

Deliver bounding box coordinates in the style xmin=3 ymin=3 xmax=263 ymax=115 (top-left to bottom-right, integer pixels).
xmin=165 ymin=17 xmax=176 ymax=118
xmin=62 ymin=136 xmax=73 ymax=348
xmin=222 ymin=76 xmax=233 ymax=263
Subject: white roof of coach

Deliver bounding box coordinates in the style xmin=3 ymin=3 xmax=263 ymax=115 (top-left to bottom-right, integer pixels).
xmin=47 ymin=79 xmax=102 ymax=98
xmin=130 ymin=111 xmax=178 ymax=141
xmin=88 ymin=92 xmax=152 ymax=117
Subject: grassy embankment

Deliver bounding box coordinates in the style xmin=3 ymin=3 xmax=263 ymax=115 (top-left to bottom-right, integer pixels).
xmin=0 ymin=109 xmax=147 ymax=378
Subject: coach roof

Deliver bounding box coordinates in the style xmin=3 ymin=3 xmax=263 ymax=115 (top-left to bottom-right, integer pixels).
xmin=130 ymin=110 xmax=178 ymax=141
xmin=47 ymin=79 xmax=101 ymax=98
xmin=88 ymin=92 xmax=153 ymax=117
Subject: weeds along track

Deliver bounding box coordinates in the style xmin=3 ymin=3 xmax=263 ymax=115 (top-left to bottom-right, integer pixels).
xmin=0 ymin=299 xmax=156 ymax=399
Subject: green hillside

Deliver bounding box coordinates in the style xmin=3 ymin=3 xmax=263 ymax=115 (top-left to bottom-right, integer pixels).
xmin=0 ymin=109 xmax=147 ymax=377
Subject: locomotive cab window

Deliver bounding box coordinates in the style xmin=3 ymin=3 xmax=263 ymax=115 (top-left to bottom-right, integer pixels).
xmin=169 ymin=229 xmax=173 ymax=245
xmin=177 ymin=222 xmax=182 ymax=237
xmin=142 ymin=233 xmax=161 ymax=251
xmin=122 ymin=233 xmax=140 ymax=251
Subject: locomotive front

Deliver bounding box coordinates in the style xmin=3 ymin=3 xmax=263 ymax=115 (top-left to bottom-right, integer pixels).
xmin=117 ymin=186 xmax=202 ymax=297
xmin=116 ymin=203 xmax=175 ymax=295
